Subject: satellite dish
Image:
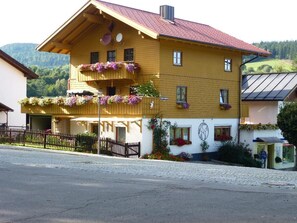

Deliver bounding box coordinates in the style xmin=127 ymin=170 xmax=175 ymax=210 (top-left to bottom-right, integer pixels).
xmin=116 ymin=33 xmax=123 ymax=43
xmin=100 ymin=33 xmax=112 ymax=45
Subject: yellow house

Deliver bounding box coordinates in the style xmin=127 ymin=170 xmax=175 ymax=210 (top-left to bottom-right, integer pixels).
xmin=21 ymin=0 xmax=269 ymax=157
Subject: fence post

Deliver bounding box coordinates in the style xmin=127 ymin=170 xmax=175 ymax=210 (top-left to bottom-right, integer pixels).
xmin=125 ymin=143 xmax=128 ymax=158
xmin=9 ymin=129 xmax=12 ymax=144
xmin=23 ymin=130 xmax=26 ymax=146
xmin=74 ymin=136 xmax=77 ymax=151
xmin=44 ymin=132 xmax=47 ymax=149
xmin=138 ymin=142 xmax=141 ymax=158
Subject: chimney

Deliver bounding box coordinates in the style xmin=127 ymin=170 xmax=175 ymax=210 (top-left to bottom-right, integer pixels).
xmin=160 ymin=5 xmax=174 ymax=23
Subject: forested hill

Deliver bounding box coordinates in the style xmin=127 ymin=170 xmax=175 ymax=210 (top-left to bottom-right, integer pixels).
xmin=253 ymin=40 xmax=297 ymax=60
xmin=0 ymin=43 xmax=70 ymax=97
xmin=0 ymin=43 xmax=69 ymax=67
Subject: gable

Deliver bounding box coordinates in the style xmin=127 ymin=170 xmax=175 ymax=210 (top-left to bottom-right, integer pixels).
xmin=37 ymin=0 xmax=269 ymax=57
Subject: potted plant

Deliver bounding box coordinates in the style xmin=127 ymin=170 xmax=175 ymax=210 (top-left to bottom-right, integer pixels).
xmin=220 ymin=103 xmax=231 ymax=110
xmin=275 ymin=156 xmax=282 ymax=163
xmin=200 ymin=140 xmax=210 ymax=161
xmin=176 ymin=102 xmax=190 ymax=109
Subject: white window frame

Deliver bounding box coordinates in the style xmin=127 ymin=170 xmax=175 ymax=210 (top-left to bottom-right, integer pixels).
xmin=224 ymin=58 xmax=232 ymax=72
xmin=173 ymin=51 xmax=182 ymax=66
xmin=220 ymin=89 xmax=229 ymax=104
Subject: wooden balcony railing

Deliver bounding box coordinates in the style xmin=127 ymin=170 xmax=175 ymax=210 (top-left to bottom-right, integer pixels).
xmin=21 ymin=97 xmax=160 ymax=117
xmin=77 ymin=62 xmax=139 ymax=82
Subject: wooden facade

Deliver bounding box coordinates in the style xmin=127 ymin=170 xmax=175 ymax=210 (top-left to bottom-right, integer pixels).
xmin=21 ymin=97 xmax=160 ymax=117
xmin=64 ymin=17 xmax=243 ymax=120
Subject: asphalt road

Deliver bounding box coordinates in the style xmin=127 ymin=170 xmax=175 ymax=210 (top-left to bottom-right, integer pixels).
xmin=0 ymin=145 xmax=297 ymax=223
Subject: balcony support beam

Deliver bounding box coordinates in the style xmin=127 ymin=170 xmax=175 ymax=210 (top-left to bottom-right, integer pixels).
xmin=119 ymin=121 xmax=129 ymax=133
xmin=104 ymin=121 xmax=114 ymax=132
xmin=132 ymin=120 xmax=142 ymax=133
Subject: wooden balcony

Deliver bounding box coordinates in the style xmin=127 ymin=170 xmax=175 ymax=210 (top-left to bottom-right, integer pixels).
xmin=21 ymin=97 xmax=160 ymax=117
xmin=77 ymin=63 xmax=138 ymax=82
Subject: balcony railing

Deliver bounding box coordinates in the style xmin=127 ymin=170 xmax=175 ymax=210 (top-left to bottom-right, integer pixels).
xmin=21 ymin=97 xmax=160 ymax=117
xmin=77 ymin=62 xmax=139 ymax=82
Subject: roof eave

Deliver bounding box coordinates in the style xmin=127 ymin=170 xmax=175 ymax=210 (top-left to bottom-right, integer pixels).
xmin=0 ymin=50 xmax=38 ymax=79
xmin=158 ymin=35 xmax=270 ymax=57
xmin=284 ymin=83 xmax=297 ymax=101
xmin=36 ymin=1 xmax=95 ymax=52
xmin=242 ymin=98 xmax=282 ymax=102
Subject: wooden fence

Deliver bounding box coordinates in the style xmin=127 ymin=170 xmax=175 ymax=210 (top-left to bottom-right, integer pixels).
xmin=0 ymin=129 xmax=140 ymax=158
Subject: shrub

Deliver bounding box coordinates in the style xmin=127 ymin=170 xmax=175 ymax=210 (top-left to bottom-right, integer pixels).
xmin=142 ymin=152 xmax=184 ymax=161
xmin=200 ymin=140 xmax=209 ymax=152
xmin=134 ymin=81 xmax=160 ymax=97
xmin=177 ymin=152 xmax=193 ymax=161
xmin=218 ymin=141 xmax=260 ymax=168
xmin=275 ymin=156 xmax=282 ymax=163
xmin=76 ymin=133 xmax=97 ymax=152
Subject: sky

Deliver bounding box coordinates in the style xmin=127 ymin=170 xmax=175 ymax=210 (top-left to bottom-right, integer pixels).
xmin=1 ymin=0 xmax=296 ymax=47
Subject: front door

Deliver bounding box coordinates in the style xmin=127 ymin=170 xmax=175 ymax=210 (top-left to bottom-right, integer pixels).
xmin=116 ymin=127 xmax=126 ymax=143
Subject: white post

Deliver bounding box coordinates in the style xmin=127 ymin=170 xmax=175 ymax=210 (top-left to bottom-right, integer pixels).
xmin=97 ymin=91 xmax=102 ymax=155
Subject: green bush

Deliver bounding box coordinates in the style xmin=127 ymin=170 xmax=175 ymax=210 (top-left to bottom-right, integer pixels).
xmin=275 ymin=156 xmax=282 ymax=163
xmin=76 ymin=133 xmax=97 ymax=152
xmin=218 ymin=141 xmax=261 ymax=168
xmin=100 ymin=149 xmax=113 ymax=156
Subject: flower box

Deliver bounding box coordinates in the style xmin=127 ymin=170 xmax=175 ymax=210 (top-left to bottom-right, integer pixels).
xmin=78 ymin=62 xmax=140 ymax=74
xmin=171 ymin=138 xmax=192 ymax=146
xmin=220 ymin=103 xmax=231 ymax=110
xmin=176 ymin=102 xmax=190 ymax=109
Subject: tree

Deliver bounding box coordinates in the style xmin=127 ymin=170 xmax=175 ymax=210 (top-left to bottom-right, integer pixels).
xmin=277 ymin=102 xmax=297 ymax=169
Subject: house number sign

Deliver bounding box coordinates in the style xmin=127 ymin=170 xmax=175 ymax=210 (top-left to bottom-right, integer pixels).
xmin=198 ymin=121 xmax=209 ymax=141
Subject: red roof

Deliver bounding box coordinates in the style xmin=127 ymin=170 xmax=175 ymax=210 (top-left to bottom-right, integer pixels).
xmin=95 ymin=0 xmax=269 ymax=56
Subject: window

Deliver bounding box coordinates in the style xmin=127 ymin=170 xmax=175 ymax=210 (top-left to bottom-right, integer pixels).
xmin=220 ymin=89 xmax=229 ymax=104
xmin=214 ymin=126 xmax=232 ymax=141
xmin=90 ymin=52 xmax=99 ymax=64
xmin=176 ymin=86 xmax=187 ymax=103
xmin=173 ymin=51 xmax=182 ymax=66
xmin=224 ymin=58 xmax=232 ymax=72
xmin=107 ymin=50 xmax=116 ymax=62
xmin=116 ymin=127 xmax=126 ymax=143
xmin=170 ymin=127 xmax=191 ymax=145
xmin=107 ymin=87 xmax=116 ymax=96
xmin=124 ymin=48 xmax=134 ymax=61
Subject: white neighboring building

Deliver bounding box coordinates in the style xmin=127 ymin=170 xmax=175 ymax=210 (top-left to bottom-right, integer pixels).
xmin=0 ymin=50 xmax=38 ymax=128
xmin=240 ymin=72 xmax=297 ymax=169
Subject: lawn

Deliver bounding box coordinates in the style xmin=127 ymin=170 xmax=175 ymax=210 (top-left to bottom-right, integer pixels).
xmin=244 ymin=59 xmax=294 ymax=73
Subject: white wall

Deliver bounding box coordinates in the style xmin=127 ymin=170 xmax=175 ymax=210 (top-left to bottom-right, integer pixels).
xmin=68 ymin=117 xmax=239 ymax=156
xmin=142 ymin=118 xmax=239 ymax=156
xmin=70 ymin=119 xmax=143 ymax=141
xmin=240 ymin=129 xmax=282 ymax=154
xmin=70 ymin=121 xmax=88 ymax=135
xmin=0 ymin=59 xmax=27 ymax=127
xmin=245 ymin=101 xmax=279 ymax=124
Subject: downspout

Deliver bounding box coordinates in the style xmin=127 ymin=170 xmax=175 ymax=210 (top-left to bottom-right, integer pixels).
xmin=238 ymin=54 xmax=259 ymax=144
